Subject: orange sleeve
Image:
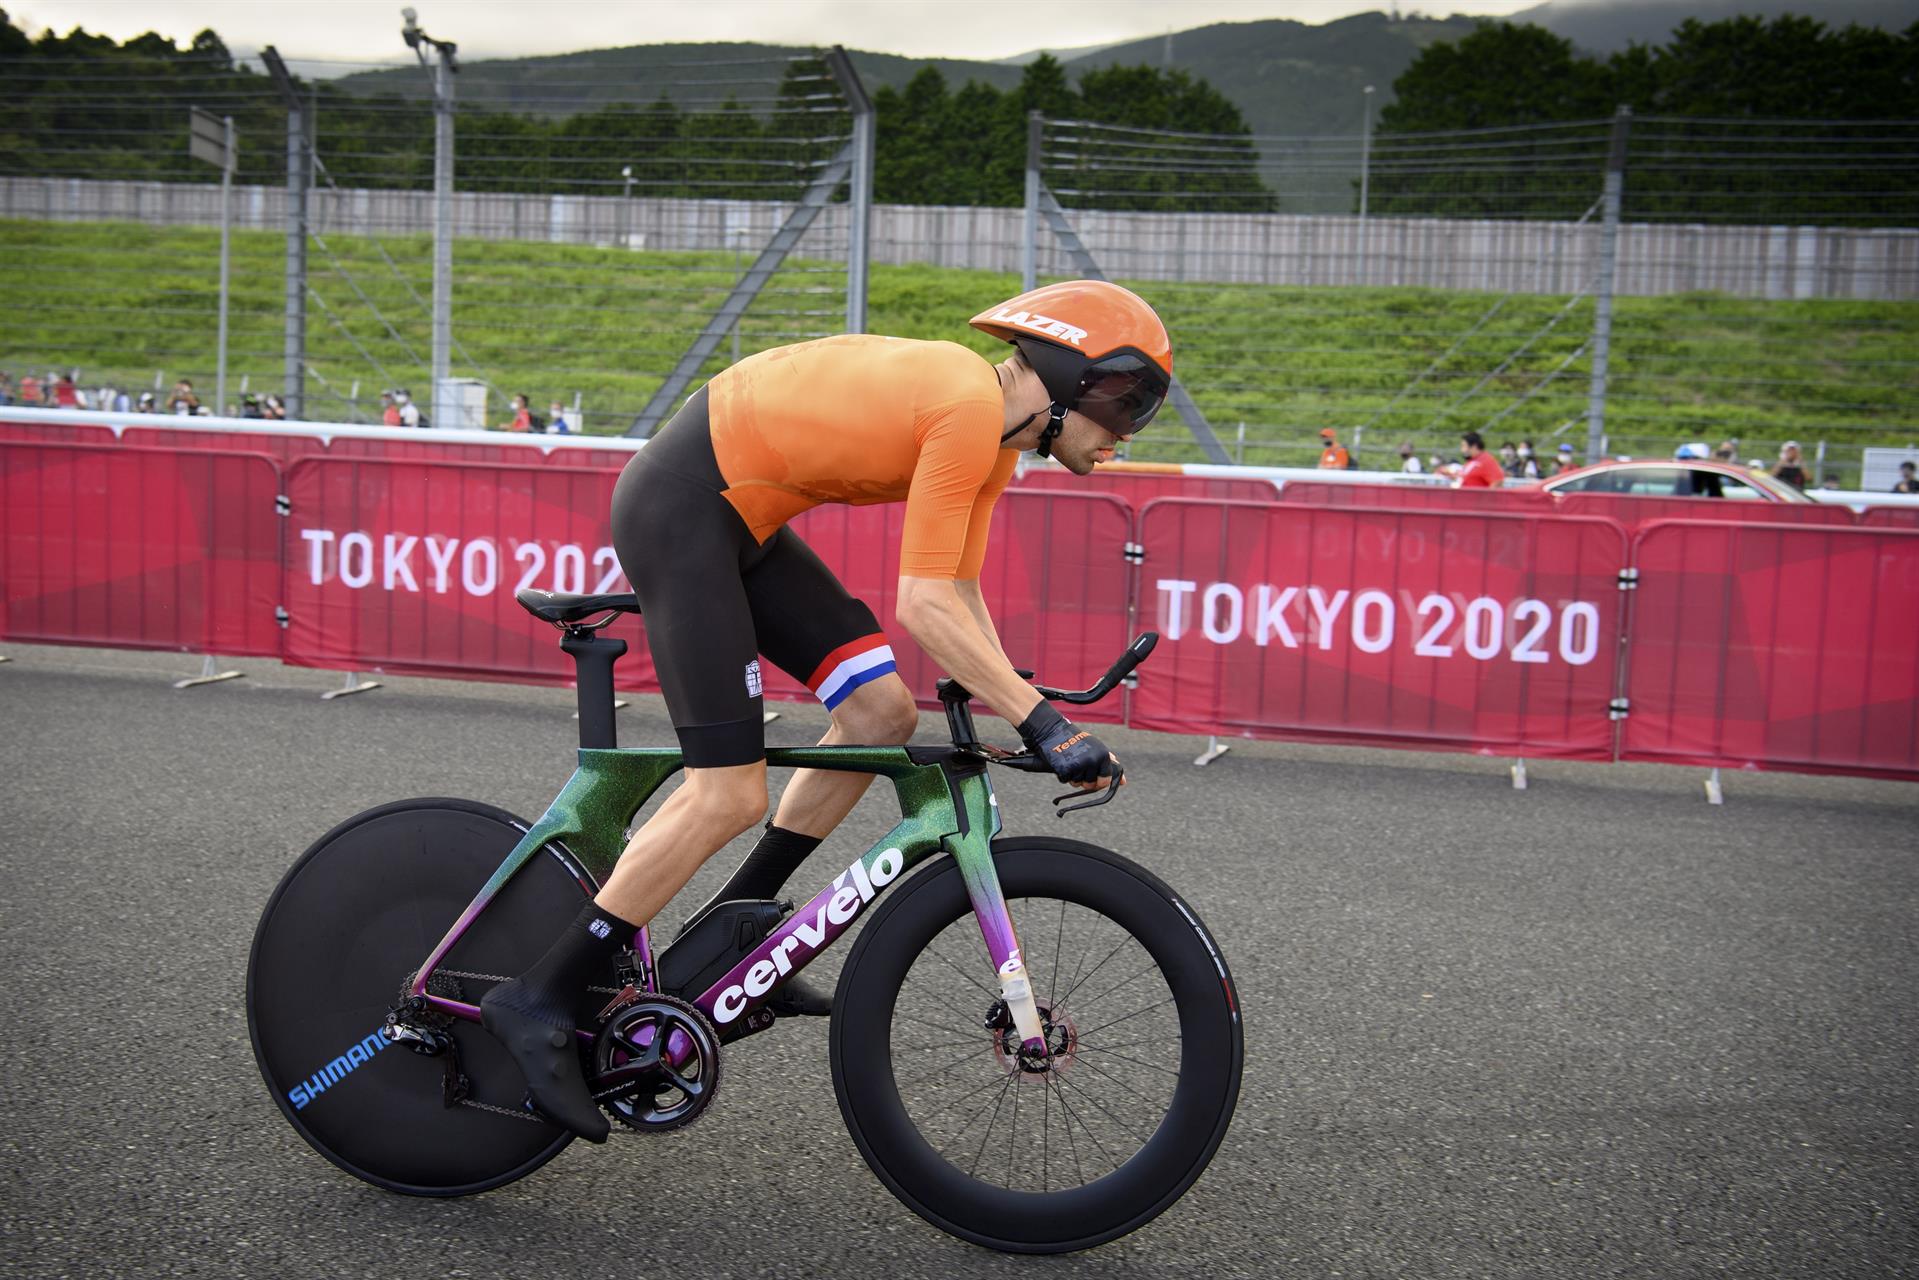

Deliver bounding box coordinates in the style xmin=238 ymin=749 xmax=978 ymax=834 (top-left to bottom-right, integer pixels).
xmin=954 ymin=449 xmax=1020 ymax=581
xmin=899 ymin=400 xmax=1005 ymax=578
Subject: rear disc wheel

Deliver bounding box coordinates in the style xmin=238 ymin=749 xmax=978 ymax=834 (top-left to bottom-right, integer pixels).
xmin=246 ymin=798 xmax=607 ymax=1196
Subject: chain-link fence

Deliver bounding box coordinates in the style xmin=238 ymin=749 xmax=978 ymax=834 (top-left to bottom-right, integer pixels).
xmin=2 ymin=41 xmax=1914 ymax=486
xmin=1027 ymin=112 xmax=1919 ymax=482
xmin=0 ymin=41 xmax=867 ymax=430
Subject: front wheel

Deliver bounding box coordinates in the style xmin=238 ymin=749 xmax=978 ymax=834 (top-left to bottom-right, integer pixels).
xmin=829 ymin=837 xmax=1243 ymax=1253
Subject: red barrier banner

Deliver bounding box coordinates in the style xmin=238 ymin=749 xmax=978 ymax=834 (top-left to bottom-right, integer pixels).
xmin=0 ymin=443 xmax=282 ymax=657
xmin=0 ymin=418 xmax=118 ymax=446
xmin=1620 ymin=521 xmax=1919 ymax=780
xmin=1860 ymin=505 xmax=1919 ymax=529
xmin=1279 ymin=480 xmax=1552 ymax=512
xmin=281 ymin=457 xmax=645 ymax=688
xmin=1014 ymin=465 xmax=1275 ymax=506
xmin=1558 ymin=492 xmax=1857 ymax=530
xmin=1131 ymin=499 xmax=1628 ymax=759
xmin=279 ymin=459 xmax=1133 ymax=723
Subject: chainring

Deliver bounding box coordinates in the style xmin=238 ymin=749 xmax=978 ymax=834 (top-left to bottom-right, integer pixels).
xmin=591 ymin=994 xmax=722 ymax=1133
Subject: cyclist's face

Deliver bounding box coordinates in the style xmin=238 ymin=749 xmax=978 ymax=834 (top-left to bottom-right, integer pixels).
xmin=1055 ymin=410 xmax=1132 ymax=475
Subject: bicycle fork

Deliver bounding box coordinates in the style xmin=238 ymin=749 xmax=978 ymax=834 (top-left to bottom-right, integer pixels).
xmin=946 ymin=779 xmax=1048 ymax=1054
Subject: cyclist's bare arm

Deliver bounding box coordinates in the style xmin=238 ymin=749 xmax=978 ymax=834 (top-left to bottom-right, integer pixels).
xmin=896 ymin=575 xmax=1039 ymax=726
xmin=954 ymin=578 xmax=1012 ymax=664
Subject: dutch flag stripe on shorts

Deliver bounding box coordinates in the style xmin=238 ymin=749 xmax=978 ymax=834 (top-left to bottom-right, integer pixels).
xmin=808 ymin=636 xmax=897 ymax=711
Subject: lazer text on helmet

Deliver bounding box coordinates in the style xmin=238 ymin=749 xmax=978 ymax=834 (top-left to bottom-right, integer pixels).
xmin=987 ymin=309 xmax=1087 ymax=347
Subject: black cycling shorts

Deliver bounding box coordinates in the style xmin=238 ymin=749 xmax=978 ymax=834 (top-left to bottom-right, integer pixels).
xmin=610 ymin=388 xmax=897 ymax=768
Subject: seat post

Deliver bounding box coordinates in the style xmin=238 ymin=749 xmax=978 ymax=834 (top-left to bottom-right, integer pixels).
xmin=560 ymin=629 xmax=628 ymax=749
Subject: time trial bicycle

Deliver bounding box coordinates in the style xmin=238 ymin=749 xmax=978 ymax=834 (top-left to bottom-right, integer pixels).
xmin=247 ymin=588 xmax=1242 ymax=1254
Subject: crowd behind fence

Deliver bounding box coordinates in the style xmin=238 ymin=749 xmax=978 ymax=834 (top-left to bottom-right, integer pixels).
xmin=1 ymin=43 xmax=1914 ymax=485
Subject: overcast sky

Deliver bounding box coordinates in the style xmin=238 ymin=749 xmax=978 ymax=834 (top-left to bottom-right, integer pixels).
xmin=9 ymin=0 xmax=1543 ymax=68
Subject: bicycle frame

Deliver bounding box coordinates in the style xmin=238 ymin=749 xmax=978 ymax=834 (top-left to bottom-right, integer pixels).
xmin=407 ymin=743 xmax=1044 ymax=1045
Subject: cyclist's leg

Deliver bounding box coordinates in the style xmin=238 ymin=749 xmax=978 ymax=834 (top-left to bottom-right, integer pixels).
xmin=483 ymin=396 xmax=772 ymax=1138
xmin=750 ymin=525 xmax=919 ymax=840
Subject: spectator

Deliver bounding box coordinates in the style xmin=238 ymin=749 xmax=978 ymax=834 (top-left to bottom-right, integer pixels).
xmin=1552 ymin=443 xmax=1578 ymax=475
xmin=1514 ymin=439 xmax=1541 ymax=480
xmin=1818 ymin=472 xmax=1841 ymax=489
xmin=0 ymin=371 xmax=12 ymax=405
xmin=1497 ymin=441 xmax=1519 ymax=470
xmin=547 ymin=400 xmax=572 ymax=434
xmin=18 ymin=371 xmax=41 ymax=405
xmin=1712 ymin=439 xmax=1738 ymax=463
xmin=380 ymin=390 xmax=402 ymax=427
xmin=394 ymin=388 xmax=422 ymax=428
xmin=262 ymin=395 xmax=286 ymax=421
xmin=1397 ymin=442 xmax=1422 ymax=474
xmin=499 ymin=393 xmax=537 ymax=433
xmin=1446 ymin=431 xmax=1505 ymax=489
xmin=241 ymin=393 xmax=265 ymax=419
xmin=1316 ymin=427 xmax=1350 ymax=470
xmin=1771 ymin=441 xmax=1809 ymax=492
xmin=52 ymin=371 xmax=80 ymax=409
xmin=166 ymin=379 xmax=200 ymax=416
xmin=97 ymin=385 xmax=131 ymax=413
xmin=136 ymin=391 xmax=157 ymax=413
xmin=1894 ymin=461 xmax=1919 ymax=494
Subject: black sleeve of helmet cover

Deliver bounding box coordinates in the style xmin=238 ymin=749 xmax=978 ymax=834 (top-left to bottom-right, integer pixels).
xmin=1017 ymin=701 xmax=1116 ymax=785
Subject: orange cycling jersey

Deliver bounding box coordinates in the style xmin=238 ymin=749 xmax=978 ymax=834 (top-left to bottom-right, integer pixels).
xmin=704 ymin=334 xmax=1017 ymax=579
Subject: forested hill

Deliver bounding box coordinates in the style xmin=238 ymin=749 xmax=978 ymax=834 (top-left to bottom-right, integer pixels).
xmin=330 ymin=14 xmax=1481 ymax=139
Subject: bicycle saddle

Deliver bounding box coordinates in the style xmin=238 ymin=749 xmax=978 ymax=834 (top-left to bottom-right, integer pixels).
xmin=514 ymin=588 xmax=641 ymax=625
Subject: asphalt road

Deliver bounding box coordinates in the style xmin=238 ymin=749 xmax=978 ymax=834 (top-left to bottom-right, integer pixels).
xmin=0 ymin=642 xmax=1913 ymax=1279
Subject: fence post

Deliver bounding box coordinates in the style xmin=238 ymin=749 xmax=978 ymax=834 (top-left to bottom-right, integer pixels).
xmin=427 ymin=42 xmax=457 ymax=430
xmin=824 ymin=46 xmax=873 ymax=333
xmin=1585 ymin=105 xmax=1630 ymax=463
xmin=1022 ymin=112 xmax=1041 ymax=292
xmin=261 ymin=48 xmax=308 ymax=420
xmin=1358 ymin=84 xmax=1374 ymax=285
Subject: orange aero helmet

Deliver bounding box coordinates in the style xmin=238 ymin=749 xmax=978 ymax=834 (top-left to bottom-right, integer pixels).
xmin=970 ymin=280 xmax=1172 ymax=458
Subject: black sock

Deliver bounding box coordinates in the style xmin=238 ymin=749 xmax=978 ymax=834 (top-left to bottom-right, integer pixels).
xmin=491 ymin=901 xmax=636 ymax=1029
xmin=714 ymin=823 xmax=824 ymax=902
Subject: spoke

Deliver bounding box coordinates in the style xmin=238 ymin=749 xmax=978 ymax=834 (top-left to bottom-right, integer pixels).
xmin=1042 ymin=1070 xmax=1051 ymax=1193
xmin=907 ymin=1067 xmax=1020 ymax=1127
xmin=1069 ymin=955 xmax=1166 ymax=1016
xmin=893 ymin=1043 xmax=1002 ymax=1092
xmin=1008 ymin=1070 xmax=1020 ymax=1182
xmin=1072 ymin=1043 xmax=1180 ymax=1076
xmin=919 ymin=939 xmax=1000 ymax=999
xmin=968 ymin=1072 xmax=1019 ymax=1178
xmin=1069 ymin=1051 xmax=1170 ymax=1115
xmin=892 ymin=1008 xmax=983 ymax=1040
xmin=1055 ymin=933 xmax=1137 ymax=1012
xmin=891 ymin=1034 xmax=997 ymax=1054
xmin=1075 ymin=994 xmax=1177 ymax=1041
xmin=1053 ymin=1069 xmax=1153 ymax=1148
xmin=1048 ymin=899 xmax=1067 ymax=1007
xmin=1048 ymin=1072 xmax=1117 ymax=1178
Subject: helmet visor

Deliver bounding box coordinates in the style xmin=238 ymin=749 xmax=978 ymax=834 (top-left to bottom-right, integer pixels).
xmin=1070 ymin=354 xmax=1168 ymax=434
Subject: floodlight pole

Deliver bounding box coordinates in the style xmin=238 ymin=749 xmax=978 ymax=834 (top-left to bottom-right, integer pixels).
xmin=217 ymin=115 xmax=234 ymax=412
xmin=404 ymin=9 xmax=458 ymax=429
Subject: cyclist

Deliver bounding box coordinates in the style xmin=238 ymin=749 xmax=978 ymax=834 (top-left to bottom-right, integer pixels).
xmin=481 ymin=280 xmax=1174 ymax=1140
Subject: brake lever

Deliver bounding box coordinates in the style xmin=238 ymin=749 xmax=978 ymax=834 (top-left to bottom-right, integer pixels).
xmin=1052 ymin=761 xmax=1125 ymax=817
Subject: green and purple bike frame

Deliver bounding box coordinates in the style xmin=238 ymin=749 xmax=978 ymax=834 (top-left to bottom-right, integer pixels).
xmin=407 ymin=743 xmax=1051 ymax=1049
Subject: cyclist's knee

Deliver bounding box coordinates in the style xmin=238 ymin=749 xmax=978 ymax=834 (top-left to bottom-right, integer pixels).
xmin=833 ymin=681 xmax=918 ymax=745
xmin=685 ymin=766 xmax=769 ymax=836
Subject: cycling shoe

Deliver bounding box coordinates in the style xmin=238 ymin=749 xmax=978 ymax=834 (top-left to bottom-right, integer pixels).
xmin=480 ymin=984 xmax=610 ymax=1143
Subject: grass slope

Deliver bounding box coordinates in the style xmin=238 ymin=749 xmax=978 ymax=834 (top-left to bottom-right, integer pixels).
xmin=2 ymin=217 xmax=1912 ymax=474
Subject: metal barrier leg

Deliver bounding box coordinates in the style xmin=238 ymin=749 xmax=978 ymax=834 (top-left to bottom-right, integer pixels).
xmin=1703 ymin=767 xmax=1724 ymax=806
xmin=320 ymin=671 xmax=382 ymax=701
xmin=0 ymin=654 xmax=11 ymax=664
xmin=1193 ymin=735 xmax=1231 ymax=767
xmin=763 ymin=710 xmax=780 ymax=725
xmin=1511 ymin=758 xmax=1529 ymax=790
xmin=172 ymin=654 xmax=244 ymax=690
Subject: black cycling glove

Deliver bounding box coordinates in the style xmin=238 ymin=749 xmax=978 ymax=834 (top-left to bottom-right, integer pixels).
xmin=1017 ymin=701 xmax=1116 ymax=785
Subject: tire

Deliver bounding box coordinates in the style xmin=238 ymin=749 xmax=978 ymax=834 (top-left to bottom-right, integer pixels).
xmin=829 ymin=837 xmax=1243 ymax=1253
xmin=246 ymin=798 xmax=607 ymax=1196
